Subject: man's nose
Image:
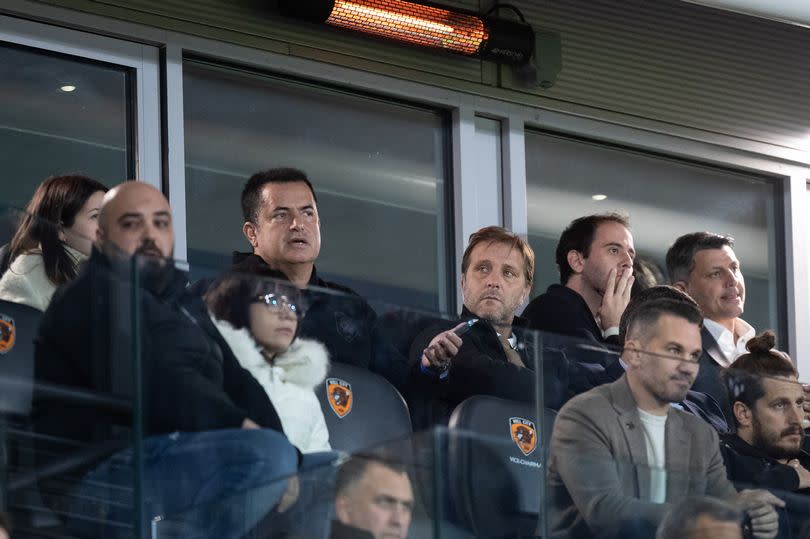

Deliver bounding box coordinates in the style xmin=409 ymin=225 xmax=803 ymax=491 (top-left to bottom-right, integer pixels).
xmin=679 ymin=358 xmax=698 ymax=374
xmin=723 ymin=270 xmax=739 ymax=287
xmin=786 ymin=403 xmax=802 ymax=424
xmin=620 ymin=250 xmax=633 ymax=268
xmin=485 ymin=274 xmax=502 ymax=288
xmin=141 ymin=221 xmax=156 ymax=242
xmin=389 ymin=505 xmax=407 ymax=526
xmin=288 ymin=214 xmax=303 ymax=230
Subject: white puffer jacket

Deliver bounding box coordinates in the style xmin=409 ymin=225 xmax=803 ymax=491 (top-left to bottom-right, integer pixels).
xmin=212 ymin=317 xmax=331 ymax=453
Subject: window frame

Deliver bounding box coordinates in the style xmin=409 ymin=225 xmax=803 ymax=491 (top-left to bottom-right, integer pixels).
xmin=0 ymin=12 xmax=161 ymax=188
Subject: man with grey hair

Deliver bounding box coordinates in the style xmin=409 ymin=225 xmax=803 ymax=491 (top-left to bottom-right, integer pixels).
xmin=656 ymin=496 xmax=744 ymax=539
xmin=666 ymin=231 xmax=751 ymax=425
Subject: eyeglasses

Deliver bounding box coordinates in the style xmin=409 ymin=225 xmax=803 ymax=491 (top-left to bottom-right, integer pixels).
xmin=255 ymin=293 xmax=301 ymax=316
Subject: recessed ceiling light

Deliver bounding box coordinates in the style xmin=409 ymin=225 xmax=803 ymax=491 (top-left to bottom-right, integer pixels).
xmin=591 ymin=194 xmax=607 ymax=201
xmin=60 ymin=85 xmax=76 ymax=92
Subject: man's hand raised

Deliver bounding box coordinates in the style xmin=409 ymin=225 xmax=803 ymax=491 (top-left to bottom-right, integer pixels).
xmin=598 ymin=267 xmax=634 ymax=331
xmin=421 ymin=322 xmax=467 ymax=372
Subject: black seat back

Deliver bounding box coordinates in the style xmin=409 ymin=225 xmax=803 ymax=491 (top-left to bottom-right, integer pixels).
xmin=315 ymin=362 xmax=412 ymax=453
xmin=0 ymin=300 xmax=41 ymax=416
xmin=448 ymin=396 xmax=557 ymax=538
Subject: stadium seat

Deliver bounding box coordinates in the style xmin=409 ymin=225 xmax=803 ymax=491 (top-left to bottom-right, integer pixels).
xmin=0 ymin=299 xmax=64 ymax=533
xmin=0 ymin=300 xmax=39 ymax=419
xmin=447 ymin=395 xmax=557 ymax=538
xmin=315 ymin=362 xmax=412 ymax=453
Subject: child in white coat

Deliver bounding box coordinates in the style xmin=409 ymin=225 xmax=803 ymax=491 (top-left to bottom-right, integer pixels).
xmin=206 ymin=275 xmax=331 ymax=453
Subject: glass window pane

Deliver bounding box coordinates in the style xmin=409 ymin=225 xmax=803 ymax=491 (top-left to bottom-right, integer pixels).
xmin=525 ymin=131 xmax=781 ymax=334
xmin=0 ymin=42 xmax=132 ymax=209
xmin=183 ymin=61 xmax=450 ymax=311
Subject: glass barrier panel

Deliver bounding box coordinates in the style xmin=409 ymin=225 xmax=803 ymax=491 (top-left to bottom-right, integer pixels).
xmin=3 ymin=201 xmax=807 ymax=539
xmin=0 ymin=202 xmax=143 ymax=537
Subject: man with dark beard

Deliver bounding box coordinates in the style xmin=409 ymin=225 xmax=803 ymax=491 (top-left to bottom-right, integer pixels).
xmin=720 ymin=331 xmax=810 ymax=493
xmin=35 ymin=182 xmax=298 ymax=538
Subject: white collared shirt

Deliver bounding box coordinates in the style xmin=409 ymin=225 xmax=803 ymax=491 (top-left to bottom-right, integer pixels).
xmin=703 ymin=317 xmax=756 ymax=367
xmin=497 ymin=332 xmax=518 ymax=350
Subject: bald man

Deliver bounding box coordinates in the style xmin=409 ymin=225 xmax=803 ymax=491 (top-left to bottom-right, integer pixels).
xmin=34 ymin=182 xmax=299 ymax=538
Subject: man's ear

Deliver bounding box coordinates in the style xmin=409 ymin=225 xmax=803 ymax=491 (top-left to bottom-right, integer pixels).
xmin=623 ymin=338 xmax=643 ymax=368
xmin=243 ymin=221 xmax=258 ymax=249
xmin=733 ymin=401 xmax=753 ymax=429
xmin=672 ymin=280 xmax=688 ymax=293
xmin=566 ymin=250 xmax=585 ymax=275
xmin=334 ymin=494 xmax=350 ymax=523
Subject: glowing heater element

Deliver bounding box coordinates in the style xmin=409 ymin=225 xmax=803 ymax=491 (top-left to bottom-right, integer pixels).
xmin=326 ymin=0 xmax=487 ymax=55
xmin=279 ymin=0 xmax=536 ymax=65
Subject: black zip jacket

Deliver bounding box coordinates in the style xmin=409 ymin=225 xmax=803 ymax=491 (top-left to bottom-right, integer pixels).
xmin=34 ymin=249 xmax=286 ymax=482
xmin=721 ymin=433 xmax=810 ymax=492
xmin=407 ymin=307 xmax=569 ymax=428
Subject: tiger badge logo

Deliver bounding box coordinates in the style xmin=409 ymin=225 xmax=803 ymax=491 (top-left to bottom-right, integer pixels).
xmin=0 ymin=314 xmax=15 ymax=355
xmin=327 ymin=378 xmax=353 ymax=418
xmin=510 ymin=417 xmax=537 ymax=456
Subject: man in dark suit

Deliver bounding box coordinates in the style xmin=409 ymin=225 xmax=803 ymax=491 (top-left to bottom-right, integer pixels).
xmin=548 ymin=296 xmax=783 ymax=539
xmin=408 ymin=226 xmax=568 ymax=428
xmin=522 ymin=213 xmax=635 ymax=364
xmin=666 ymin=232 xmax=753 ymax=425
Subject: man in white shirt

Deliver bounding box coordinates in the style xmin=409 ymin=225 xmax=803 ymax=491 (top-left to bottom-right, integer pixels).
xmin=666 ymin=232 xmax=751 ymax=426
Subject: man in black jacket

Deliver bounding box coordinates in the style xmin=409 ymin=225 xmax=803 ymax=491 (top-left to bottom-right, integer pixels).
xmin=231 ymin=168 xmax=409 ymax=392
xmin=522 ymin=213 xmax=635 ymax=363
xmin=35 ymin=182 xmax=298 ymax=538
xmin=409 ymin=226 xmax=568 ymax=428
xmin=720 ymin=332 xmax=810 ymax=493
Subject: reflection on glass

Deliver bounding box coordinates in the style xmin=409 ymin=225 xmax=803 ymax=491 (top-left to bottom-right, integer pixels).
xmin=183 ymin=61 xmax=449 ymax=310
xmin=0 ymin=43 xmax=131 ymax=211
xmin=524 ymin=130 xmax=780 ymax=335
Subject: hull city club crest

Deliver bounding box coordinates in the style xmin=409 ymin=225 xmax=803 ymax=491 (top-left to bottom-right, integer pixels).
xmin=510 ymin=417 xmax=537 ymax=457
xmin=327 ymin=378 xmax=353 ymax=418
xmin=0 ymin=314 xmax=15 ymax=355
